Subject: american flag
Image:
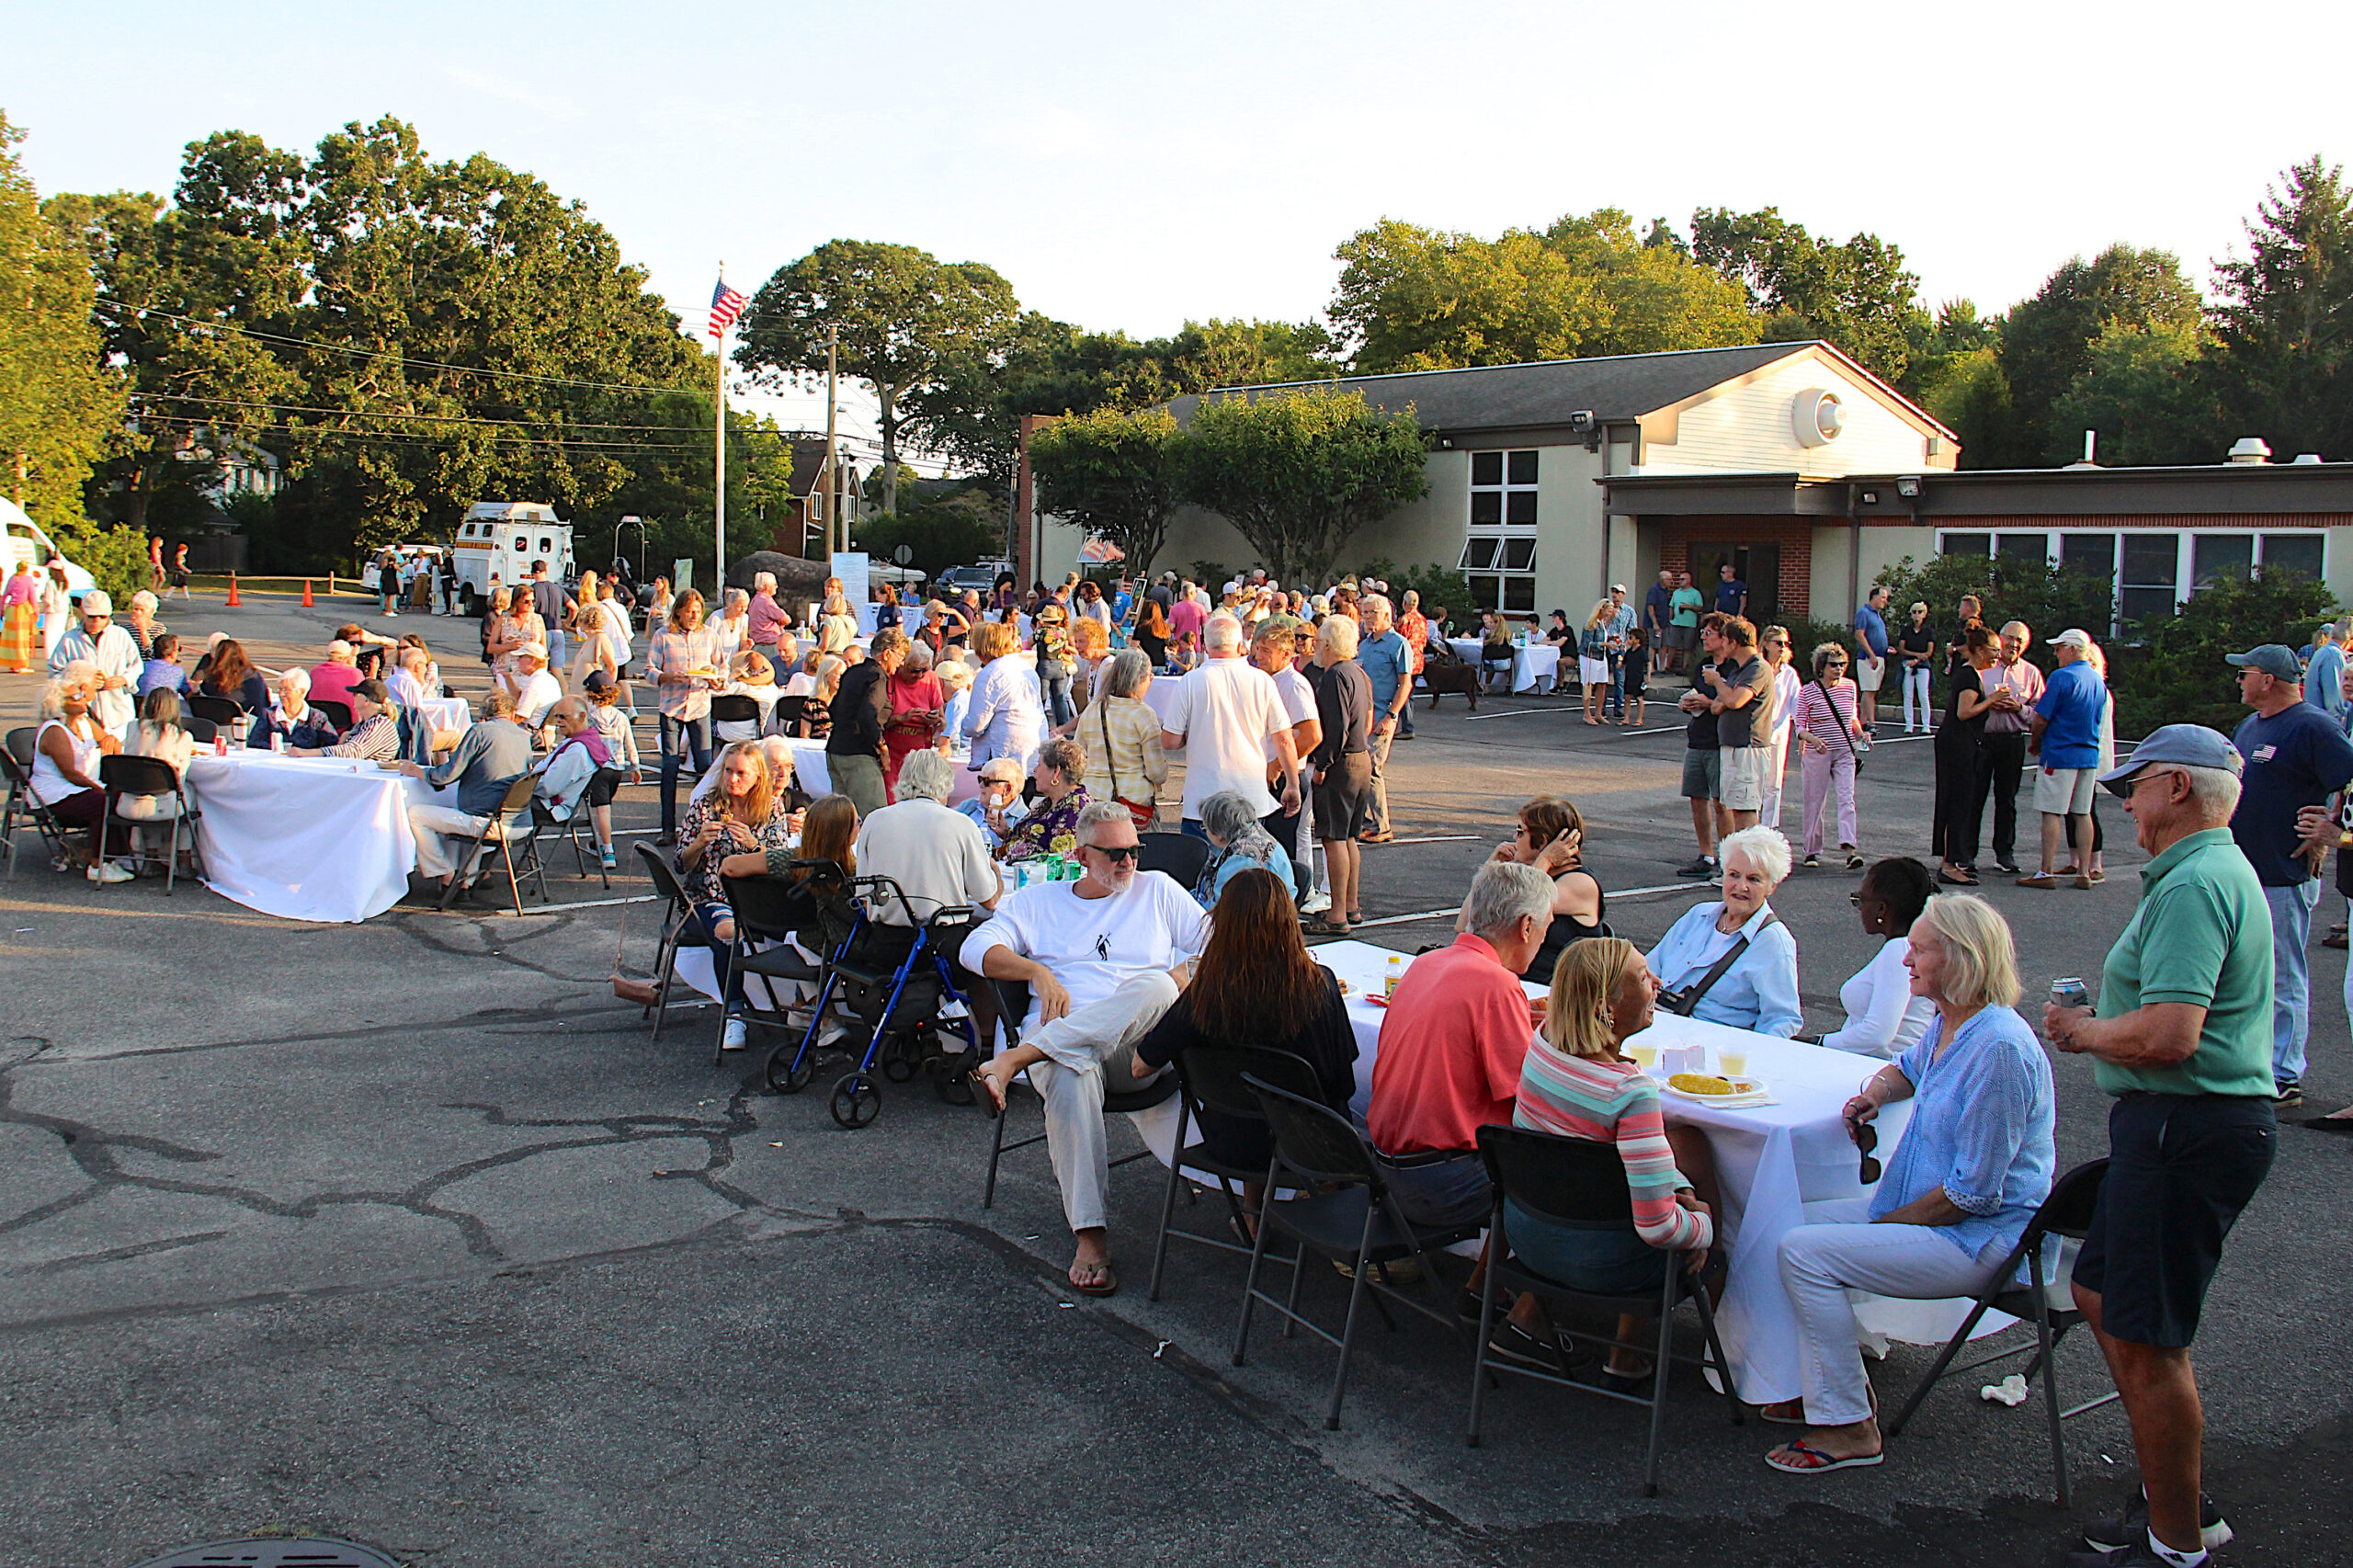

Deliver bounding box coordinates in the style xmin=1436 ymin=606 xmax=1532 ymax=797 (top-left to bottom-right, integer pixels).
xmin=708 ymin=278 xmax=748 ymax=340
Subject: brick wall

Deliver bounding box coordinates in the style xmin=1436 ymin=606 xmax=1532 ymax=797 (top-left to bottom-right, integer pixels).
xmin=1657 ymin=518 xmax=1816 ymax=617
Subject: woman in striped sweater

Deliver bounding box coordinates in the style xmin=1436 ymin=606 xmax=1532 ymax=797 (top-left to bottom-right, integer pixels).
xmin=1505 ymin=937 xmax=1722 ymax=1384
xmin=1794 ymin=642 xmax=1869 ymax=869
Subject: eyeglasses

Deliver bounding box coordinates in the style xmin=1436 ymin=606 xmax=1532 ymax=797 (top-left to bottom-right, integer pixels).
xmin=1089 ymin=843 xmax=1141 ymax=863
xmin=1856 ymin=1121 xmax=1881 ymax=1185
xmin=1847 ymin=891 xmax=1866 ymax=907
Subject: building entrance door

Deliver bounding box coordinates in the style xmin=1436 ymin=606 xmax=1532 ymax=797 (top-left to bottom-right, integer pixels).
xmin=1688 ymin=544 xmax=1779 ymax=628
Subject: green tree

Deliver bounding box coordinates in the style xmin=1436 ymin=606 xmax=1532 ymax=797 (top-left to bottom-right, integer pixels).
xmin=1994 ymin=244 xmax=2204 ymax=467
xmin=1688 ymin=207 xmax=1927 ymax=381
xmin=851 ymin=486 xmax=1005 ymax=584
xmin=0 ymin=113 xmax=125 ymax=532
xmin=735 ymin=239 xmax=1019 ymax=516
xmin=2116 ymin=572 xmax=2338 ymax=734
xmin=1176 ymin=389 xmax=1428 ymax=582
xmin=1539 ymin=211 xmax=1758 ymax=357
xmin=1029 ymin=405 xmax=1184 ymax=577
xmin=2046 ymin=321 xmax=2223 ymax=466
xmin=2207 ymin=156 xmax=2353 ymax=460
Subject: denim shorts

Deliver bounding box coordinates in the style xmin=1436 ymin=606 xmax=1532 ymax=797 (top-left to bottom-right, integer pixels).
xmin=1504 ymin=1200 xmax=1674 ymax=1296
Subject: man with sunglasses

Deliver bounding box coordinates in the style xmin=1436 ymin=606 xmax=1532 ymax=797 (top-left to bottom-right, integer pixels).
xmin=2044 ymin=725 xmax=2277 ymax=1568
xmin=967 ymin=801 xmax=1210 ymax=1297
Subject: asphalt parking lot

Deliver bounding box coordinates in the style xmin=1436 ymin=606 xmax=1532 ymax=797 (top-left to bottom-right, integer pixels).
xmin=3 ymin=591 xmax=2348 ymax=1568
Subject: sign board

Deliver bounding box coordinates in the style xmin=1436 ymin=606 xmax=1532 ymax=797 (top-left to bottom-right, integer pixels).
xmin=892 ymin=543 xmax=915 ymax=566
xmin=673 ymin=558 xmax=696 ymax=598
xmin=830 ymin=551 xmax=870 ymax=608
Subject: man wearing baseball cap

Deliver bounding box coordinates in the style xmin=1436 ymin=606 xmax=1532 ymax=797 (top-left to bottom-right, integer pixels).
xmin=2222 ymin=642 xmax=2353 ymax=1108
xmin=2045 ymin=723 xmax=2276 ymax=1568
xmin=2018 ymin=628 xmax=2109 ymax=888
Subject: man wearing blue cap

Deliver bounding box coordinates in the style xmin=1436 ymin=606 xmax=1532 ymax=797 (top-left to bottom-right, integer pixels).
xmin=2046 ymin=724 xmax=2276 ymax=1568
xmin=2223 ymin=643 xmax=2353 ymax=1108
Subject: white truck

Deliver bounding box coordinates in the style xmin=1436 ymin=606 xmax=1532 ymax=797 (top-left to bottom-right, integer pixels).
xmin=0 ymin=499 xmax=97 ymax=603
xmin=449 ymin=501 xmax=575 ymax=615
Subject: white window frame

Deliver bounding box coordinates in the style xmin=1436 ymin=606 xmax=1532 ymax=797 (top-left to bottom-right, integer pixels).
xmin=1463 ymin=449 xmax=1540 ymax=612
xmin=1936 ymin=527 xmax=2328 ymax=633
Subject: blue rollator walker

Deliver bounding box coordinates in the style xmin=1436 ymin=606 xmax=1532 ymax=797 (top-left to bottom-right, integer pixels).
xmin=753 ymin=867 xmax=983 ymax=1129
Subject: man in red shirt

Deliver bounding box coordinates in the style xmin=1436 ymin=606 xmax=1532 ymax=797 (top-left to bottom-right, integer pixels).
xmin=1368 ymin=860 xmax=1556 ymax=1228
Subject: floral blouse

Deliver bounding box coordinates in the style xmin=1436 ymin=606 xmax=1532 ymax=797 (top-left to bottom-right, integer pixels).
xmin=675 ymin=792 xmax=798 ymax=905
xmin=1000 ymin=784 xmax=1091 ymax=863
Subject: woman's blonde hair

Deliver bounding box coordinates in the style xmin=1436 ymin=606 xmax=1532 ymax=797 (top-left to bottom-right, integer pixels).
xmin=1542 ymin=937 xmax=1643 ymax=1059
xmin=40 ymin=660 xmax=101 ymax=719
xmin=1072 ymin=617 xmax=1108 ymax=656
xmin=1586 ymin=598 xmax=1615 ymax=629
xmin=972 ymin=620 xmax=1016 ymax=661
xmin=1913 ymin=893 xmax=2021 ymax=1010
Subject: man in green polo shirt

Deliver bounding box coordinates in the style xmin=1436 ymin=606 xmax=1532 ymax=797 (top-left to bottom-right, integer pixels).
xmin=2044 ymin=725 xmax=2277 ymax=1568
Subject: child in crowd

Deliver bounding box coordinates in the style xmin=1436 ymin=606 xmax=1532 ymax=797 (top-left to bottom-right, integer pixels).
xmin=1617 ymin=626 xmax=1648 ymax=728
xmin=581 ymin=671 xmax=642 ymax=871
xmin=138 ymin=633 xmax=188 ymax=697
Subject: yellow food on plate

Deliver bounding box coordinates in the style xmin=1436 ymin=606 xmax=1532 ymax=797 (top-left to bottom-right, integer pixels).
xmin=1668 ymin=1073 xmax=1739 ymax=1096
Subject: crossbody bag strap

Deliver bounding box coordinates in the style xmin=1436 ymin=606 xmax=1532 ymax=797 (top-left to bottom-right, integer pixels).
xmin=1677 ymin=913 xmax=1779 ymax=1014
xmin=1815 ymin=678 xmax=1862 ymax=762
xmin=1099 ymin=697 xmax=1121 ymax=804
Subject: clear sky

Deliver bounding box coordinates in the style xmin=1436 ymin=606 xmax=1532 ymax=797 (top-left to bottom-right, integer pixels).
xmin=6 ymin=0 xmax=2347 ymax=464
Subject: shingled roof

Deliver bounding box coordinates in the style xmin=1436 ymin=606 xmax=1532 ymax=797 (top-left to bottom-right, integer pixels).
xmin=1165 ymin=341 xmax=1815 ymax=434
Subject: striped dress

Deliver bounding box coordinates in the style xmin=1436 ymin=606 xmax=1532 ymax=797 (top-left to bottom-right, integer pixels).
xmin=1513 ymin=1042 xmax=1713 ymax=1250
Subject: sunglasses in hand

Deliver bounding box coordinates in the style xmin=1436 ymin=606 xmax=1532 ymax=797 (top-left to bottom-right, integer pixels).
xmin=1855 ymin=1120 xmax=1881 ymax=1185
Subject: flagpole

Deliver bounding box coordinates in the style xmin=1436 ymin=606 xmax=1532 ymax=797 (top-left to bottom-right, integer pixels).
xmin=714 ymin=265 xmax=728 ymax=595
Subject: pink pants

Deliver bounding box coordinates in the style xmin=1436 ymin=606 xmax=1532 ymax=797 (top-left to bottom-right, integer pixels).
xmin=1800 ymin=745 xmax=1858 ymax=856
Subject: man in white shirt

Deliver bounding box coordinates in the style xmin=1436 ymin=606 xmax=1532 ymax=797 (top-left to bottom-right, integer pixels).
xmin=853 ymin=748 xmax=1002 ymax=926
xmin=968 ymin=801 xmax=1211 ymax=1296
xmin=48 ymin=590 xmax=142 ymax=733
xmin=512 ymin=642 xmax=562 ymax=734
xmin=1252 ymin=617 xmax=1322 ymax=904
xmin=1158 ymin=611 xmax=1302 ymax=838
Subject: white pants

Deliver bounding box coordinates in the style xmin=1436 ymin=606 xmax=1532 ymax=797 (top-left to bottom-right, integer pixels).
xmin=1762 ymin=727 xmax=1790 ymax=826
xmin=1018 ymin=970 xmax=1181 ymax=1233
xmin=1777 ymin=1198 xmax=2004 ymax=1426
xmin=409 ymin=801 xmax=495 ymax=879
xmin=1902 ymin=665 xmax=1934 ymax=730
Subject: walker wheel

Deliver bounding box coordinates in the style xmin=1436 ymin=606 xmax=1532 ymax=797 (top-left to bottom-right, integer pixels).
xmin=881 ymin=1050 xmax=918 ymax=1084
xmin=936 ymin=1068 xmax=975 ymax=1106
xmin=830 ymin=1073 xmax=881 ymax=1129
xmin=765 ymin=1043 xmax=815 ymax=1095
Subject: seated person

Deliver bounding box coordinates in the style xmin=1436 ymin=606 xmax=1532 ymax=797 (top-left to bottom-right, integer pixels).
xmin=850 ymin=746 xmax=1001 ymax=927
xmin=400 ymin=688 xmax=536 ymax=895
xmin=961 ymin=756 xmax=1022 ymax=850
xmin=118 ymin=686 xmax=199 ymax=865
xmin=676 ymin=742 xmax=800 ymax=1051
xmin=138 ymin=633 xmax=187 ymax=698
xmin=333 ymin=620 xmax=398 ymax=679
xmin=510 ymin=642 xmax=562 ymax=733
xmin=1764 ymin=893 xmax=2054 ymax=1474
xmin=308 ymin=640 xmax=364 ymax=707
xmin=691 ymin=733 xmax=799 ymax=809
xmin=31 ymin=663 xmax=124 ymax=878
xmin=1502 ymin=937 xmax=1720 ymax=1381
xmin=1807 ymin=858 xmax=1938 ymax=1058
xmin=193 ymin=637 xmax=272 ymax=748
xmin=938 ymin=655 xmax=973 ymax=744
xmin=1468 ymin=796 xmax=1605 ymax=982
xmin=1191 ymin=788 xmax=1293 ymax=910
xmin=388 ymin=645 xmax=435 ymax=714
xmin=968 ymin=801 xmax=1211 ymax=1296
xmin=1131 ymin=867 xmax=1355 ymax=1187
xmin=1644 ymin=824 xmax=1802 ymax=1037
xmin=269 ymin=668 xmax=339 ymax=750
xmin=996 ymin=736 xmax=1090 ymax=862
xmin=533 ymin=698 xmax=608 ymax=825
xmin=1366 ymin=859 xmax=1555 ymax=1233
xmin=291 ymin=678 xmax=399 ymax=761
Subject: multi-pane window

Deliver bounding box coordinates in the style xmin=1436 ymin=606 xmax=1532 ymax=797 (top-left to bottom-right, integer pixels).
xmin=1938 ymin=528 xmax=2329 ymax=633
xmin=1461 ymin=449 xmax=1539 ymax=612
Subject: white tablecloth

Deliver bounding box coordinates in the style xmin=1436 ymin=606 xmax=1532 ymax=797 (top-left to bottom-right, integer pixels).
xmin=1444 ymin=639 xmax=1560 ymax=693
xmin=185 ymin=752 xmax=453 ymax=923
xmin=417 ymin=697 xmax=471 ymax=736
xmin=1310 ymin=938 xmax=1992 ymax=1403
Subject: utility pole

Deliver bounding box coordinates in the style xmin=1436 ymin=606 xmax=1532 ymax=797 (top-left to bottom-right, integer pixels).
xmin=820 ymin=323 xmax=840 ymax=560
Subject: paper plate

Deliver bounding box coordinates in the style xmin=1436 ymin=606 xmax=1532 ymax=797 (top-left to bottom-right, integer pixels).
xmin=1660 ymin=1074 xmax=1773 ymax=1108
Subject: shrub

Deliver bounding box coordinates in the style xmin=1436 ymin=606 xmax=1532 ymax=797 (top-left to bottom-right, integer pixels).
xmin=2113 ymin=574 xmax=2340 ymax=734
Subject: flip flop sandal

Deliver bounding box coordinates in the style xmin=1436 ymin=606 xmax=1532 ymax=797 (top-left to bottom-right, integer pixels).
xmin=967 ymin=1069 xmax=1005 ymax=1120
xmin=1068 ymin=1262 xmax=1119 ymax=1297
xmin=1764 ymin=1438 xmax=1884 ymax=1474
xmin=1758 ymin=1402 xmax=1810 ymax=1426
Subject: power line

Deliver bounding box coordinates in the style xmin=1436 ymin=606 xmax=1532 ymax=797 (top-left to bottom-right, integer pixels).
xmin=130 ymin=389 xmax=777 ymax=437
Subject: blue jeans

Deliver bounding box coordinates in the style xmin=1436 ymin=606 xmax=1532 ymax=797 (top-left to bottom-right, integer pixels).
xmin=659 ymin=712 xmax=713 ymax=833
xmin=2265 ymin=879 xmax=2320 ymax=1086
xmin=1040 ymin=671 xmax=1074 ymax=727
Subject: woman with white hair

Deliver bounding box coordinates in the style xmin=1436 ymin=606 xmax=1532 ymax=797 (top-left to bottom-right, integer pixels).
xmin=32 ymin=663 xmax=125 ymax=878
xmin=123 ymin=590 xmax=166 ymax=660
xmin=1644 ymin=824 xmax=1803 ymax=1036
xmin=712 ymin=587 xmax=752 ymax=667
xmin=1193 ymin=789 xmax=1293 ymax=910
xmin=935 ymin=654 xmax=974 ymax=747
xmin=882 ymin=638 xmax=946 ymax=795
xmin=1763 ymin=892 xmax=2054 ymax=1473
xmin=269 ymin=667 xmax=340 ymax=749
xmin=962 ymin=619 xmax=1046 ymax=777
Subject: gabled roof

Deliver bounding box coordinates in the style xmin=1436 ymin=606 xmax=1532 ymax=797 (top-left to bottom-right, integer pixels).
xmin=1165 ymin=342 xmax=1815 ymax=433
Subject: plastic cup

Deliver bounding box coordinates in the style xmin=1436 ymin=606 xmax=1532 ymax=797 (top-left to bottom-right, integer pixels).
xmin=1719 ymin=1049 xmax=1749 ymax=1078
xmin=1627 ymin=1043 xmax=1659 ymax=1070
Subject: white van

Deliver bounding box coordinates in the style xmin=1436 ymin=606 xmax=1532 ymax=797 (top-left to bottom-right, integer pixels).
xmin=450 ymin=502 xmax=574 ymax=614
xmin=0 ymin=499 xmax=97 ymax=603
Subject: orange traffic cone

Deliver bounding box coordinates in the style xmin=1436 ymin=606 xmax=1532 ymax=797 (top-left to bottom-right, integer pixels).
xmin=225 ymin=572 xmax=241 ymax=608
xmin=301 ymin=577 xmax=313 ymax=607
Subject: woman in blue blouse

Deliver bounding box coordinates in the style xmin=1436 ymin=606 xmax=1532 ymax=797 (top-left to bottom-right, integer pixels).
xmin=1761 ymin=892 xmax=2055 ymax=1473
xmin=1644 ymin=825 xmax=1804 ymax=1037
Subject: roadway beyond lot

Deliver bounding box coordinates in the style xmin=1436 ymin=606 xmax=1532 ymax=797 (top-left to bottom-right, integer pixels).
xmin=3 ymin=593 xmax=2347 ymax=1567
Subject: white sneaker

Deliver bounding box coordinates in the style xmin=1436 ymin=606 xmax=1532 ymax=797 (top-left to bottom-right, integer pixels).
xmin=722 ymin=1017 xmax=748 ymax=1051
xmin=87 ymin=861 xmax=133 ymax=885
xmin=1300 ymin=892 xmax=1332 ymax=915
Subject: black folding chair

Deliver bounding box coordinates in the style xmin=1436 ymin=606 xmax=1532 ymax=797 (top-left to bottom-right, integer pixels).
xmin=633 ymin=842 xmax=707 ymax=1042
xmin=1135 ymin=831 xmax=1211 ymax=885
xmin=436 ymin=772 xmax=545 ymax=915
xmin=979 ymin=964 xmax=1177 ymax=1207
xmin=96 ymin=755 xmax=202 ymax=893
xmin=529 ymin=796 xmax=606 ymax=888
xmin=309 ymin=697 xmax=355 ymax=733
xmin=1146 ymin=1043 xmax=1324 ymax=1301
xmin=1884 ymin=1157 xmax=2116 ymax=1506
xmin=1464 ymin=1124 xmax=1741 ymax=1496
xmin=185 ymin=693 xmax=250 ymax=744
xmin=1233 ymin=1075 xmax=1478 ymax=1430
xmin=1 ymin=728 xmax=67 ymax=879
xmin=179 ymin=716 xmax=219 ymax=744
xmin=710 ymin=866 xmax=827 ymax=1069
xmin=710 ymin=692 xmax=763 ymax=743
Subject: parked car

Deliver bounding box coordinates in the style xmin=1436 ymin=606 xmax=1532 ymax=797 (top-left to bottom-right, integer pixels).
xmin=936 ymin=562 xmax=1008 ymax=597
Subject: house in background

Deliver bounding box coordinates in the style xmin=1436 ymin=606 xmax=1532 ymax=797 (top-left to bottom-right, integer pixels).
xmin=1150 ymin=340 xmax=1956 ymax=624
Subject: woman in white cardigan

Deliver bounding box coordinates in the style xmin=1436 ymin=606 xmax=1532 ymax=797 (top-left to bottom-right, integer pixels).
xmin=1803 ymin=857 xmax=1938 ymax=1058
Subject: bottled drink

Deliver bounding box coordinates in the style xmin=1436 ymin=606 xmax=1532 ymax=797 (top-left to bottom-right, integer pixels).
xmin=1384 ymin=955 xmax=1404 ymax=997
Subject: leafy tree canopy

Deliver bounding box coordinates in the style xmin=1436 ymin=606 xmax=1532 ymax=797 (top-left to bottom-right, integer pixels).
xmin=2208 ymin=155 xmax=2353 ymax=460
xmin=1991 ymin=243 xmax=2205 ymax=465
xmin=1029 ymin=405 xmax=1184 ymax=578
xmin=1688 ymin=206 xmax=1927 ymax=381
xmin=1175 ymin=389 xmax=1428 ymax=584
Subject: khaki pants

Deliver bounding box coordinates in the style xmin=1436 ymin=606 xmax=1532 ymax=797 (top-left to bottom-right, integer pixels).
xmin=1019 ymin=971 xmax=1181 ymax=1233
xmin=410 ymin=802 xmax=496 ymax=879
xmin=830 ymin=751 xmax=887 ymax=819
